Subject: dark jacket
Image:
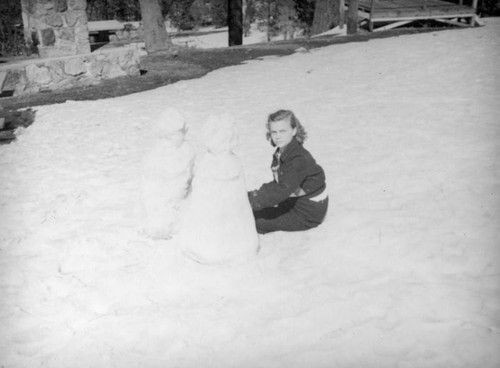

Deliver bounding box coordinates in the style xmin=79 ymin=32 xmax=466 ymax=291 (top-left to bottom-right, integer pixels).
xmin=249 ymin=138 xmax=326 ymax=210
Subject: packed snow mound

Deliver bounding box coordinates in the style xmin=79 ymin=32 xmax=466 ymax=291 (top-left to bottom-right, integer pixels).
xmin=203 ymin=113 xmax=239 ymax=154
xmin=154 ymin=106 xmax=187 ymax=138
xmin=140 ymin=138 xmax=194 ymax=239
xmin=178 ymin=114 xmax=259 ymax=264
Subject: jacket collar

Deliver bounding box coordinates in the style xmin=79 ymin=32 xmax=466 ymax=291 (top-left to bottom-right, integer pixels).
xmin=275 ymin=137 xmax=301 ymax=162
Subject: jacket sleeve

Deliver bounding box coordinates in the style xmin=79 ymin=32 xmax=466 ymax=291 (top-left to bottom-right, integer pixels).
xmin=248 ymin=154 xmax=308 ymax=210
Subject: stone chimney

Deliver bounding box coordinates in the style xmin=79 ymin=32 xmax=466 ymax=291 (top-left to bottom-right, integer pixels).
xmin=21 ymin=0 xmax=91 ymax=58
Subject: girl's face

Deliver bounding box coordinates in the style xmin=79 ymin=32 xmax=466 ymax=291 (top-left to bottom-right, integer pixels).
xmin=269 ymin=118 xmax=297 ymax=149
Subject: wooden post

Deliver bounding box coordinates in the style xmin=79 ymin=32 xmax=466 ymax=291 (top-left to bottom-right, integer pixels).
xmin=339 ymin=0 xmax=345 ymax=28
xmin=369 ymin=0 xmax=375 ymax=32
xmin=267 ymin=0 xmax=272 ymax=42
xmin=347 ymin=0 xmax=359 ymax=34
xmin=228 ymin=0 xmax=243 ymax=46
xmin=470 ymin=0 xmax=478 ymax=25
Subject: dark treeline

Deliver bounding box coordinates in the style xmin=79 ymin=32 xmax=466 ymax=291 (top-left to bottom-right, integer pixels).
xmin=87 ymin=0 xmax=227 ymax=29
xmin=1 ymin=0 xmax=499 ymax=57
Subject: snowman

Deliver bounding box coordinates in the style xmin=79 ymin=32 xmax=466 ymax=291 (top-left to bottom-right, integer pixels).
xmin=178 ymin=113 xmax=258 ymax=263
xmin=140 ymin=107 xmax=194 ymax=239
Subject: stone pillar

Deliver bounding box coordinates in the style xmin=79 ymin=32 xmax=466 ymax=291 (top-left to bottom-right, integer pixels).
xmin=21 ymin=0 xmax=91 ymax=58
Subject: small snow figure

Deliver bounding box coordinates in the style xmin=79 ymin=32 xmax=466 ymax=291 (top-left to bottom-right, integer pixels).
xmin=179 ymin=114 xmax=259 ymax=263
xmin=140 ymin=107 xmax=194 ymax=239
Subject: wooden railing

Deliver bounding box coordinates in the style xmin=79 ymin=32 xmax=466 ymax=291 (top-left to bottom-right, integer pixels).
xmin=347 ymin=0 xmax=480 ymax=32
xmin=365 ymin=0 xmax=479 ymax=13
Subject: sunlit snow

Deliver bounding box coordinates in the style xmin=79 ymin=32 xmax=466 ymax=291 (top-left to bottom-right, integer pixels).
xmin=1 ymin=19 xmax=499 ymax=368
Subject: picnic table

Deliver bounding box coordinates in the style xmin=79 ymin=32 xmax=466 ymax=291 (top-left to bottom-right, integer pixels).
xmin=87 ymin=20 xmax=125 ymax=43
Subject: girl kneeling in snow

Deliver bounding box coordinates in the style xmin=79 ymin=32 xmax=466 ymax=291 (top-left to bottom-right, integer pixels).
xmin=248 ymin=110 xmax=328 ymax=234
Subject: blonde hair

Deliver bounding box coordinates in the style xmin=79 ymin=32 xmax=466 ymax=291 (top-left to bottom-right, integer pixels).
xmin=266 ymin=110 xmax=307 ymax=146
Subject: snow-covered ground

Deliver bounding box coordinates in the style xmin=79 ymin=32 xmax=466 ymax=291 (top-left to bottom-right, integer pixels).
xmin=171 ymin=23 xmax=345 ymax=49
xmin=1 ymin=19 xmax=500 ymax=368
xmin=171 ymin=23 xmax=275 ymax=48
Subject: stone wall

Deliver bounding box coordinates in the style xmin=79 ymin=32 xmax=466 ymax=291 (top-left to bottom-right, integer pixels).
xmin=0 ymin=46 xmax=142 ymax=96
xmin=21 ymin=0 xmax=91 ymax=58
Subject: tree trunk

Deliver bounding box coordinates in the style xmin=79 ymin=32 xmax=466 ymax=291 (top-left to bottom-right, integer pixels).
xmin=228 ymin=0 xmax=243 ymax=46
xmin=139 ymin=0 xmax=171 ymax=53
xmin=346 ymin=0 xmax=358 ymax=34
xmin=311 ymin=0 xmax=341 ymax=35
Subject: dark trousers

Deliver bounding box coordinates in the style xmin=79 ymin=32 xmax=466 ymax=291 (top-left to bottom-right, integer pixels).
xmin=252 ymin=197 xmax=328 ymax=234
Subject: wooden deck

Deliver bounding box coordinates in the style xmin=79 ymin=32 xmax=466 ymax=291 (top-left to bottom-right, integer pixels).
xmin=349 ymin=0 xmax=481 ymax=31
